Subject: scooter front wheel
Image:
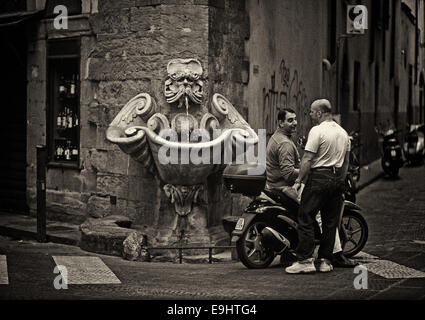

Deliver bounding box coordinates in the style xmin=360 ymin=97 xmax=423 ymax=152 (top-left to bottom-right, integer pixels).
xmin=236 ymin=221 xmax=276 ymax=269
xmin=340 ymin=210 xmax=368 ymax=258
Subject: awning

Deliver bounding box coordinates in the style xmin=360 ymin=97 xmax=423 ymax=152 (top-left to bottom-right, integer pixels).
xmin=0 ymin=10 xmax=44 ymax=28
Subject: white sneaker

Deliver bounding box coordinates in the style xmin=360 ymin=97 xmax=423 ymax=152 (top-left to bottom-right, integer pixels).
xmin=319 ymin=258 xmax=334 ymax=272
xmin=285 ymin=258 xmax=316 ymax=274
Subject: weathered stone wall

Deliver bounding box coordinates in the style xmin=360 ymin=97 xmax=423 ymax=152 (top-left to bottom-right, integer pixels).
xmin=27 ymin=0 xmax=245 ymax=242
xmin=207 ymin=0 xmax=249 ymax=219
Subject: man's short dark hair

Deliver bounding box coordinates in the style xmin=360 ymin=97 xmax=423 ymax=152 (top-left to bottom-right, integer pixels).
xmin=278 ymin=108 xmax=296 ymax=121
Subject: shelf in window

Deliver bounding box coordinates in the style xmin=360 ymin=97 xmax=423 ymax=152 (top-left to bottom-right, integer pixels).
xmin=58 ymin=94 xmax=79 ymax=101
xmin=56 ymin=126 xmax=79 ymax=132
xmin=47 ymin=161 xmax=81 ymax=170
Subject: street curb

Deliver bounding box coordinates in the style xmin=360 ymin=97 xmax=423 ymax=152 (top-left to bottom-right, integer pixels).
xmin=356 ymin=172 xmax=385 ymax=191
xmin=356 ymin=158 xmax=384 ymax=191
xmin=0 ymin=225 xmax=79 ymax=246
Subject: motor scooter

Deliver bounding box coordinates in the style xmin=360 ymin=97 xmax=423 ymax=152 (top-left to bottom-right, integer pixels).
xmin=343 ymin=131 xmax=362 ymax=203
xmin=348 ymin=131 xmax=361 ymax=182
xmin=403 ymin=124 xmax=425 ymax=165
xmin=222 ymin=163 xmax=368 ymax=269
xmin=375 ymin=127 xmax=404 ymax=178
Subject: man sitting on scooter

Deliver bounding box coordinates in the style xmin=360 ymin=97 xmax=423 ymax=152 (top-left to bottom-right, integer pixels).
xmin=265 ymin=108 xmax=301 ymax=215
xmin=266 ymin=108 xmax=356 ymax=268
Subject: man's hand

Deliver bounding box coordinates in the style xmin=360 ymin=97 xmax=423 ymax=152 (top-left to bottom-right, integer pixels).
xmin=292 ymin=181 xmax=301 ymax=192
xmin=292 ymin=180 xmax=305 ymax=200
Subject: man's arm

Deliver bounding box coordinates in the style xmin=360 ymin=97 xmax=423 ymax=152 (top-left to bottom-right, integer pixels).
xmin=295 ymin=150 xmax=316 ymax=184
xmin=278 ymin=142 xmax=299 ymax=184
xmin=340 ymin=151 xmax=350 ymax=181
xmin=293 ymin=126 xmax=318 ymax=191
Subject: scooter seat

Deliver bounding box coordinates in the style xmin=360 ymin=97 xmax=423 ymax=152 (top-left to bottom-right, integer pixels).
xmin=263 ymin=189 xmax=300 ymax=214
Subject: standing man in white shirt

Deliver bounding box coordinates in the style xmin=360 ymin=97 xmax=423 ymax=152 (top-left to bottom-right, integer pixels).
xmin=285 ymin=99 xmax=351 ymax=274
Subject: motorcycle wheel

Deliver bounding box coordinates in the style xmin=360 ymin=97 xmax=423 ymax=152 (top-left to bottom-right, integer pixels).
xmin=236 ymin=221 xmax=276 ymax=269
xmin=340 ymin=210 xmax=368 ymax=258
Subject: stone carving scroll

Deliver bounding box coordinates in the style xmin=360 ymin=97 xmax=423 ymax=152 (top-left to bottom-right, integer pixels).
xmin=106 ymin=58 xmax=259 ymax=226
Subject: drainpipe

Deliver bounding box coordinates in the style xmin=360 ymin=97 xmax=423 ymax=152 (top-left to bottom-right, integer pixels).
xmin=36 ymin=145 xmax=47 ymax=243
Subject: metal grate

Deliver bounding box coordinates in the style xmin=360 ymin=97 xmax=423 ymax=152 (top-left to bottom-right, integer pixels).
xmin=148 ymin=246 xmax=235 ymax=264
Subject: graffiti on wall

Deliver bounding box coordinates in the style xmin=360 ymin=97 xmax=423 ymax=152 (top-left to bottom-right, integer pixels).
xmin=263 ymin=59 xmax=308 ymax=136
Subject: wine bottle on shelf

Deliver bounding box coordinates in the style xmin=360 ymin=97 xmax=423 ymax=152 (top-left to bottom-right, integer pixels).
xmin=57 ymin=110 xmax=62 ymax=128
xmin=70 ymin=74 xmax=76 ymax=96
xmin=62 ymin=107 xmax=67 ymax=128
xmin=55 ymin=143 xmax=60 ymax=161
xmin=74 ymin=111 xmax=79 ymax=127
xmin=55 ymin=142 xmax=64 ymax=161
xmin=71 ymin=144 xmax=78 ymax=161
xmin=59 ymin=75 xmax=66 ymax=95
xmin=67 ymin=108 xmax=73 ymax=128
xmin=64 ymin=141 xmax=71 ymax=161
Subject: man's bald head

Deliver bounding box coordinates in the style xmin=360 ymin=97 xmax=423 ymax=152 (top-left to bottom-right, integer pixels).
xmin=309 ymin=99 xmax=333 ymax=124
xmin=311 ymin=99 xmax=332 ymax=114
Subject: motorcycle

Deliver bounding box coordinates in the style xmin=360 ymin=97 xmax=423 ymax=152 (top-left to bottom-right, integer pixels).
xmin=223 ymin=163 xmax=368 ymax=269
xmin=344 ymin=131 xmax=361 ymax=203
xmin=348 ymin=131 xmax=361 ymax=182
xmin=403 ymin=124 xmax=425 ymax=165
xmin=375 ymin=127 xmax=404 ymax=178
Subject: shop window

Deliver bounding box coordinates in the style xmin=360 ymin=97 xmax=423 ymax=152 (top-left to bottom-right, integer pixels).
xmin=47 ymin=38 xmax=80 ymax=168
xmin=44 ymin=0 xmax=82 ymax=18
xmin=0 ymin=0 xmax=26 ymax=13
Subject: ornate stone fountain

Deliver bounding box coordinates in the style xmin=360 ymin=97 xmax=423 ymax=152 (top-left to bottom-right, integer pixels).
xmin=106 ymin=58 xmax=258 ymax=249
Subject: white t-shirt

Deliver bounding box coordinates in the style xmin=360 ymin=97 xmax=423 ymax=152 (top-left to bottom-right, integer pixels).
xmin=304 ymin=120 xmax=351 ymax=168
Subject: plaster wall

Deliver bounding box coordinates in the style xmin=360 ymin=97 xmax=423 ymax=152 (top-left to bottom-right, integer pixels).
xmin=244 ymin=0 xmax=327 ymax=139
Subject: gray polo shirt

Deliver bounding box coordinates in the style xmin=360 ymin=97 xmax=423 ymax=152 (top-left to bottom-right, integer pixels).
xmin=266 ymin=128 xmax=300 ymax=188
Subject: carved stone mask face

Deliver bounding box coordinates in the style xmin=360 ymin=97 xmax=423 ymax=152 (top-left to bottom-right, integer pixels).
xmin=164 ymin=59 xmax=204 ymax=107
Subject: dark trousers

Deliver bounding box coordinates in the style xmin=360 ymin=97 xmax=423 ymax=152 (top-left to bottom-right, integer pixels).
xmin=295 ymin=170 xmax=344 ymax=261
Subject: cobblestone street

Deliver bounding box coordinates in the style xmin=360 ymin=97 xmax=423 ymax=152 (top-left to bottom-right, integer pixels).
xmin=0 ymin=165 xmax=424 ymax=305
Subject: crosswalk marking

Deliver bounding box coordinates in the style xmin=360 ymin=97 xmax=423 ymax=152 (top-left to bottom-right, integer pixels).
xmin=52 ymin=256 xmax=121 ymax=285
xmin=0 ymin=255 xmax=8 ymax=285
xmin=355 ymin=252 xmax=425 ymax=279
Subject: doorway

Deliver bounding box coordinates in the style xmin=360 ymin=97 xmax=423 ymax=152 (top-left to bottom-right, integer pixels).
xmin=0 ymin=24 xmax=28 ymax=213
